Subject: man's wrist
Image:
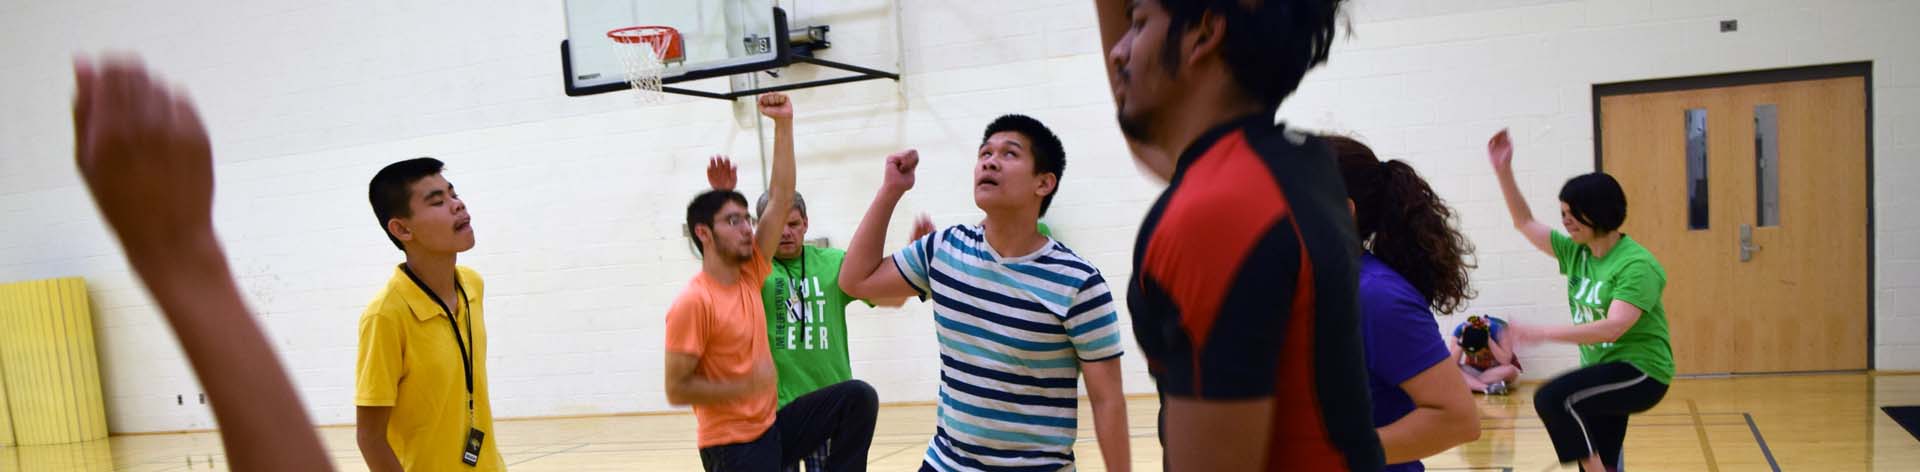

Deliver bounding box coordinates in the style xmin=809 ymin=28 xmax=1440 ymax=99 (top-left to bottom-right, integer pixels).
xmin=124 ymin=227 xmax=234 ymax=296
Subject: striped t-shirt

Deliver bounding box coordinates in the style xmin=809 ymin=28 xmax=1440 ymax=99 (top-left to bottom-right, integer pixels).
xmin=892 ymin=224 xmax=1125 ymax=472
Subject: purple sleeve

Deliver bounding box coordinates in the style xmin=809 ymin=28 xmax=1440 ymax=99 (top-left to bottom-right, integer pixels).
xmin=1360 ymin=276 xmax=1452 ymax=387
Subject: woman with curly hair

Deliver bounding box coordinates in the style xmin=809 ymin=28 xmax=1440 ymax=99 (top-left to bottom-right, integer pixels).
xmin=1327 ymin=135 xmax=1481 ymax=472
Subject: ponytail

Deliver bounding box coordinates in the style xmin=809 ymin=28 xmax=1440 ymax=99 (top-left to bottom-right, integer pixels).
xmin=1328 ymin=136 xmax=1478 ymax=314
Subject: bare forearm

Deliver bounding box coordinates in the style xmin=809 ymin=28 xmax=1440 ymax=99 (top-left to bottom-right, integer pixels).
xmin=840 ymin=189 xmax=905 ymax=297
xmin=769 ymin=120 xmax=796 ymax=203
xmin=1489 ymin=341 xmax=1514 ymax=364
xmin=1378 ymin=407 xmax=1476 ymax=463
xmin=129 ymin=232 xmax=330 ymax=470
xmin=1538 ymin=322 xmax=1625 ymax=345
xmin=667 ymin=376 xmax=757 ymax=405
xmin=357 ymin=435 xmax=403 ymax=472
xmin=753 ymin=120 xmax=798 ymax=255
xmin=1163 ymin=397 xmax=1274 ymax=471
xmin=1379 ymin=362 xmax=1480 ymax=464
xmin=1094 ymin=0 xmax=1127 ymax=82
xmin=1494 ymin=168 xmax=1534 ymax=229
xmin=1092 ymin=396 xmax=1132 ymax=472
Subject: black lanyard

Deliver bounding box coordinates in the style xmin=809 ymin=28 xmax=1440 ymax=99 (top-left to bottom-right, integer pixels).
xmin=401 ymin=264 xmax=474 ymax=408
xmin=775 ymin=251 xmax=807 ymax=324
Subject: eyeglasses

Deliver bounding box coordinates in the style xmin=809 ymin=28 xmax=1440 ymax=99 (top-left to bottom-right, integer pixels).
xmin=720 ymin=214 xmax=754 ymax=228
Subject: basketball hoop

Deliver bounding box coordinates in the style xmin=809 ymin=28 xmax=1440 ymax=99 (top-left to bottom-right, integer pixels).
xmin=607 ymin=26 xmax=684 ymax=104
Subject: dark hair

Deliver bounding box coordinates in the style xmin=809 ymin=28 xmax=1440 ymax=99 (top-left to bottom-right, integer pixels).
xmin=1558 ymin=173 xmax=1628 ymax=233
xmin=368 ymin=157 xmax=446 ymax=251
xmin=982 ymin=114 xmax=1067 ymax=216
xmin=756 ymin=191 xmax=807 ymax=220
xmin=686 ymin=189 xmax=749 ymax=255
xmin=1162 ymin=0 xmax=1346 ymax=112
xmin=1329 ymin=136 xmax=1477 ymax=314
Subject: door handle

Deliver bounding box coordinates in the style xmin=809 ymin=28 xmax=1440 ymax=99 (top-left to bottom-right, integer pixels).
xmin=1739 ymin=224 xmax=1761 ymax=262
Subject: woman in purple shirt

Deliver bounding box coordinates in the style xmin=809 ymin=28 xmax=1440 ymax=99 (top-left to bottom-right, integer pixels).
xmin=1329 ymin=136 xmax=1482 ymax=471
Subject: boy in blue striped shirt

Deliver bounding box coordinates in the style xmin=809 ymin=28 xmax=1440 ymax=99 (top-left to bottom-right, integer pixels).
xmin=840 ymin=115 xmax=1131 ymax=472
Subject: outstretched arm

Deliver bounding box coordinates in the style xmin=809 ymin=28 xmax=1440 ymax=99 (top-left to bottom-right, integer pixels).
xmin=1512 ymin=301 xmax=1644 ymax=346
xmin=1488 ymin=129 xmax=1554 ymax=256
xmin=72 ymin=54 xmax=331 ymax=471
xmin=1094 ymin=0 xmax=1176 ymax=179
xmin=753 ymin=93 xmax=797 ymax=259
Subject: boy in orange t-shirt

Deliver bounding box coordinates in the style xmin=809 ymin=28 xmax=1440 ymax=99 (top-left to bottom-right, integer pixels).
xmin=663 ymin=93 xmax=877 ymax=471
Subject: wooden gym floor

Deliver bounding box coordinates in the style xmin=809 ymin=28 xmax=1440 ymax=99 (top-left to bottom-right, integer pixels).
xmin=5 ymin=373 xmax=1919 ymax=471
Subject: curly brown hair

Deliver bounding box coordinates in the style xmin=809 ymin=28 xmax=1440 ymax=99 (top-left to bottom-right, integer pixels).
xmin=1326 ymin=135 xmax=1478 ymax=314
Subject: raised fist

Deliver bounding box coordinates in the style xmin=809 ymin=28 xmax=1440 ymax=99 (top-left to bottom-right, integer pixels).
xmin=73 ymin=55 xmax=216 ymax=253
xmin=882 ymin=149 xmax=919 ymax=194
xmin=757 ymin=92 xmax=792 ymax=121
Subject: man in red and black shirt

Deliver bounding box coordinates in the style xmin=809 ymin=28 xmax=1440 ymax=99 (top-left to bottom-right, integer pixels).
xmin=1095 ymin=0 xmax=1382 ymax=470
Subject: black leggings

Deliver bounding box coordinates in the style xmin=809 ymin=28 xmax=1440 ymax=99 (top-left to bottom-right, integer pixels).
xmin=1533 ymin=362 xmax=1669 ymax=470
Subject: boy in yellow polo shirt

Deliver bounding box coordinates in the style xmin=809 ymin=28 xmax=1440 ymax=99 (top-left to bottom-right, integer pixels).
xmin=356 ymin=157 xmax=503 ymax=472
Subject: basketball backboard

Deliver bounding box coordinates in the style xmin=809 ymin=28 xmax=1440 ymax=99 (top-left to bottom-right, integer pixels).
xmin=563 ymin=0 xmax=781 ymax=96
xmin=561 ymin=0 xmax=896 ymax=100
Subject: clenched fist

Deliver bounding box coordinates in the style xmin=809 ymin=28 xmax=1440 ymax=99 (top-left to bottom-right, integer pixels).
xmin=757 ymin=92 xmax=792 ymax=121
xmin=882 ymin=149 xmax=919 ymax=195
xmin=73 ymin=55 xmax=216 ymax=253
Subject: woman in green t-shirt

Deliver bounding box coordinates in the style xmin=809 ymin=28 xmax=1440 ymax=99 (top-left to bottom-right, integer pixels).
xmin=1487 ymin=130 xmax=1675 ymax=472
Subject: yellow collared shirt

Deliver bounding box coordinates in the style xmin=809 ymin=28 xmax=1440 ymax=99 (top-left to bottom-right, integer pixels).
xmin=355 ymin=265 xmax=504 ymax=471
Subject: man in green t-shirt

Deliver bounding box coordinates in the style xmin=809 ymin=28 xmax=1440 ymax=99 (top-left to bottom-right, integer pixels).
xmin=706 ymin=162 xmax=915 ymax=472
xmin=751 ymin=191 xmax=913 ymax=406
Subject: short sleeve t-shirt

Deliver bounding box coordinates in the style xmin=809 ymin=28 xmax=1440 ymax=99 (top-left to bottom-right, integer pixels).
xmin=664 ymin=249 xmax=778 ymax=448
xmin=762 ymin=245 xmax=862 ymax=407
xmin=1550 ymin=231 xmax=1675 ymax=384
xmin=1129 ymin=116 xmax=1384 ymax=472
xmin=891 ymin=224 xmax=1124 ymax=471
xmin=1358 ymin=254 xmax=1452 ymax=472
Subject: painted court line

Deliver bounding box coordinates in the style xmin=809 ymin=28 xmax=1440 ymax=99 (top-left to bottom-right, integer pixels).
xmin=509 ymin=443 xmax=588 ymax=466
xmin=867 ymin=442 xmax=924 ymax=464
xmin=1689 ymin=400 xmax=1721 ymax=472
xmin=1744 ymin=412 xmax=1781 ymax=472
xmin=1478 ymin=422 xmax=1744 ymax=432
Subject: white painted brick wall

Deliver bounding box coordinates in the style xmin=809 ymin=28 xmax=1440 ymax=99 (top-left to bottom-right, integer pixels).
xmin=1 ymin=0 xmax=1915 ymax=433
xmin=1284 ymin=0 xmax=1920 ymax=376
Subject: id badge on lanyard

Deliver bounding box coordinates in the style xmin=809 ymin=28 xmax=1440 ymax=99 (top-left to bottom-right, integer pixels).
xmin=400 ymin=265 xmax=485 ymax=467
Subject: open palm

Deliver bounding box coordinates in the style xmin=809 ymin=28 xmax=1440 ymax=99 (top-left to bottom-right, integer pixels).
xmin=1487 ymin=129 xmax=1514 ymax=171
xmin=706 ymin=155 xmax=737 ymax=190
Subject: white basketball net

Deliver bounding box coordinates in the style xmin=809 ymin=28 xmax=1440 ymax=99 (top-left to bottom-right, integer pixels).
xmin=609 ymin=25 xmax=681 ymax=105
xmin=614 ymin=42 xmax=667 ymax=104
